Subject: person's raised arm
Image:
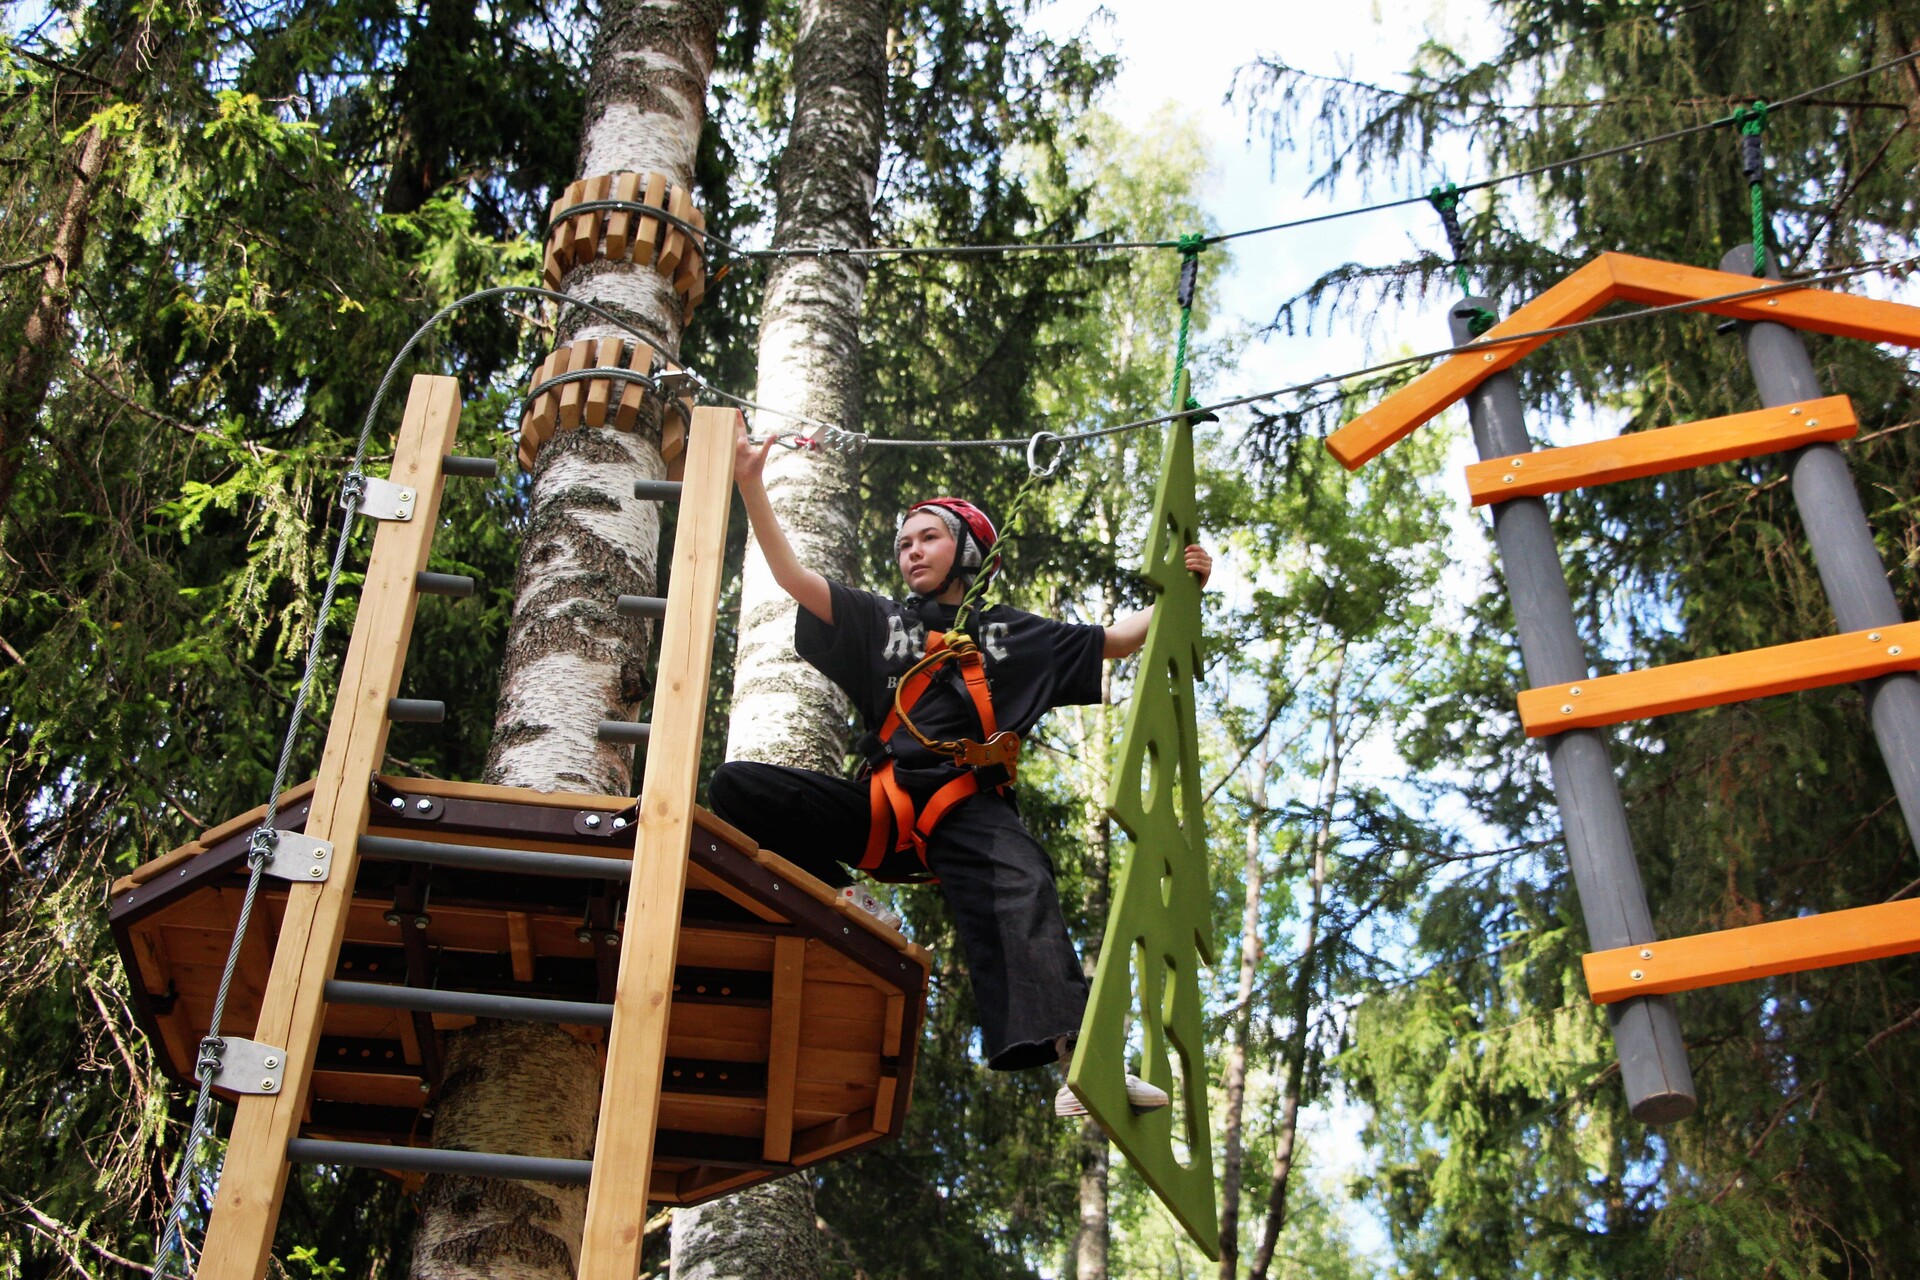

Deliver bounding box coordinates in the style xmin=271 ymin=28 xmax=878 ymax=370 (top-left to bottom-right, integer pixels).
xmin=1102 ymin=544 xmax=1211 ymax=659
xmin=734 ymin=422 xmax=834 ymax=624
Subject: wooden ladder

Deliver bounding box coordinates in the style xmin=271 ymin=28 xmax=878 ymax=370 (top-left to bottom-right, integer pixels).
xmin=196 ymin=375 xmax=738 ymax=1280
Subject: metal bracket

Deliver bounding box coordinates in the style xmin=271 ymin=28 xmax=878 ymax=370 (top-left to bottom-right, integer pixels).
xmin=260 ymin=831 xmax=334 ymax=883
xmin=575 ymin=803 xmax=638 ymax=839
xmin=208 ymin=1036 xmax=288 ymax=1095
xmin=358 ymin=476 xmax=417 ymax=522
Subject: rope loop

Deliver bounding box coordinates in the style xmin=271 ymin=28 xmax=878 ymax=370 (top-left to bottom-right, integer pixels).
xmin=1026 ymin=430 xmax=1065 ymax=478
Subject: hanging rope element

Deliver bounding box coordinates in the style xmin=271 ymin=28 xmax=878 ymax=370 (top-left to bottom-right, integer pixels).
xmin=1734 ymin=100 xmax=1771 ymax=277
xmin=1429 ymin=184 xmax=1498 ymax=335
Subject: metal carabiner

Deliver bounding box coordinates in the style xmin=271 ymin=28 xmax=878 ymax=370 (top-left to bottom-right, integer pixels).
xmin=1026 ymin=430 xmax=1065 ymax=478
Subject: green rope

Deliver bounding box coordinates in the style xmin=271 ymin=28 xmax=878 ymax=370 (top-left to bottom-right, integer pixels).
xmin=950 ymin=466 xmax=1048 ymax=636
xmin=1169 ymin=234 xmax=1205 ymax=411
xmin=1734 ymin=100 xmax=1770 ymax=276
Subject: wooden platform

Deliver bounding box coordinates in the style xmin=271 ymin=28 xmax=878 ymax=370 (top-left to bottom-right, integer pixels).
xmin=110 ymin=775 xmax=930 ymax=1206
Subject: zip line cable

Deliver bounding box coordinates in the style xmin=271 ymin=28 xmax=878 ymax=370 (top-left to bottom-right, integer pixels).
xmin=561 ymin=49 xmax=1920 ymax=267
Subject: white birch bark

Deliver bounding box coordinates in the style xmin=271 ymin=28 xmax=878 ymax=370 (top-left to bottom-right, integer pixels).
xmin=1216 ymin=744 xmax=1270 ymax=1280
xmin=679 ymin=0 xmax=888 ymax=1270
xmin=411 ymin=3 xmax=724 ymax=1275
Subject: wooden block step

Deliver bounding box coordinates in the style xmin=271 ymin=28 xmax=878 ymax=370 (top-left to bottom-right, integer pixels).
xmin=542 ymin=169 xmax=709 ymax=315
xmin=1584 ymin=898 xmax=1920 ymax=1003
xmin=517 ymin=338 xmax=698 ymax=473
xmin=1465 ymin=395 xmax=1858 ymax=505
xmin=1518 ymin=622 xmax=1920 ymax=737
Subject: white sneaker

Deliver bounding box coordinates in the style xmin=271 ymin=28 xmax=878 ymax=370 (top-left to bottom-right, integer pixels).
xmin=1054 ymin=1075 xmax=1170 ymax=1118
xmin=839 ymin=885 xmax=904 ymax=933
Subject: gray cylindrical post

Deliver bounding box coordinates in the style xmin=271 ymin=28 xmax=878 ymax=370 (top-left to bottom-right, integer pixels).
xmin=1455 ymin=300 xmax=1697 ymax=1123
xmin=597 ymin=720 xmax=651 ymax=746
xmin=416 ymin=571 xmax=476 ymax=599
xmin=633 ymin=479 xmax=683 ymax=502
xmin=441 ymin=455 xmax=500 ymax=479
xmin=1722 ymin=245 xmax=1920 ymax=840
xmin=387 ymin=698 xmax=446 ymax=724
xmin=615 ymin=594 xmax=668 ymax=620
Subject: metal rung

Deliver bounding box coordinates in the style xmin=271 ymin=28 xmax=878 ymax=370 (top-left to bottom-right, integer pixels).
xmin=358 ymin=833 xmax=633 ymax=881
xmin=416 ymin=572 xmax=476 ymax=598
xmin=633 ymin=479 xmax=682 ymax=502
xmin=288 ymin=1138 xmax=592 ymax=1184
xmin=442 ymin=455 xmax=499 ymax=479
xmin=387 ymin=698 xmax=446 ymax=724
xmin=324 ymin=979 xmax=613 ymax=1027
xmin=598 ymin=721 xmax=651 ymax=746
xmin=616 ymin=594 xmax=667 ymax=620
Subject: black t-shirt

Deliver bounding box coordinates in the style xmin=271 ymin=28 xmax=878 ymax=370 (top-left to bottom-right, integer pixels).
xmin=796 ymin=580 xmax=1105 ymax=793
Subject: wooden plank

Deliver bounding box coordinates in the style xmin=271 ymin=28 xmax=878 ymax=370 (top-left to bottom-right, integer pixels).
xmin=584 ymin=336 xmax=623 ymax=429
xmin=614 ymin=340 xmax=654 ymax=432
xmin=1608 ymin=252 xmax=1920 ymax=348
xmin=1465 ymin=396 xmax=1858 ymax=505
xmin=634 ymin=173 xmax=667 ymax=267
xmin=667 ymin=187 xmax=698 ymax=292
xmin=507 ymin=912 xmax=534 ymax=983
xmin=1583 ymin=898 xmax=1920 ymax=1003
xmin=199 ymin=375 xmax=462 ymax=1280
xmin=571 ymin=173 xmax=609 ymax=269
xmin=762 ymin=936 xmax=805 ymax=1163
xmin=557 ymin=337 xmax=595 ymax=432
xmin=578 ymin=408 xmax=738 ymax=1280
xmin=543 ymin=184 xmax=578 ymax=288
xmin=1326 ymin=256 xmax=1618 ymax=470
xmin=657 ymin=185 xmax=689 ymax=278
xmin=519 ymin=347 xmax=565 ymax=472
xmin=789 ymin=1109 xmax=877 ymax=1166
xmin=680 ymin=205 xmax=708 ymax=317
xmin=1518 ymin=622 xmax=1920 ymax=737
xmin=685 ymin=861 xmax=786 ymax=923
xmin=369 ymin=773 xmax=631 ymax=812
xmin=606 ymin=171 xmax=641 ymax=262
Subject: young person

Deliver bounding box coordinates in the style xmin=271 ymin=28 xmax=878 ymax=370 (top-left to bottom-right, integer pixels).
xmin=710 ymin=427 xmax=1210 ymax=1116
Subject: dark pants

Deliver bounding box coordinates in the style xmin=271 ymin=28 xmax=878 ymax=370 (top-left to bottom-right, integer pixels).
xmin=709 ymin=760 xmax=1088 ymax=1071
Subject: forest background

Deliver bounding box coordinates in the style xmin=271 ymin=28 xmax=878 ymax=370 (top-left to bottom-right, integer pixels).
xmin=3 ymin=0 xmax=1919 ymax=1276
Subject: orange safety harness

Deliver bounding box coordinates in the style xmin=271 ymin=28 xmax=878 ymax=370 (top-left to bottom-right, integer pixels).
xmin=858 ymin=630 xmax=1021 ymax=882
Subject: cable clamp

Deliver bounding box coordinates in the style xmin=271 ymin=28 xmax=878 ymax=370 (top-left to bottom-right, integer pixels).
xmin=356 ymin=476 xmax=417 ymax=522
xmin=252 ymin=829 xmax=334 ymax=883
xmin=203 ymin=1036 xmax=288 ymax=1095
xmin=1026 ymin=430 xmax=1065 ymax=478
xmin=823 ymin=426 xmax=868 ymax=456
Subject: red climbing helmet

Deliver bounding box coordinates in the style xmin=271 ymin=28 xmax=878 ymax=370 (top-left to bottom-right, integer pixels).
xmin=900 ymin=497 xmax=999 ymax=589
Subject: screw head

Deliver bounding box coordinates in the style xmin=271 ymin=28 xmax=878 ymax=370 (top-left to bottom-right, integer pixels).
xmin=415 ymin=798 xmax=433 ymax=812
xmin=1790 ymin=407 xmax=1802 ymax=415
xmin=1561 ymin=704 xmax=1574 ymax=714
xmin=1509 ymin=459 xmax=1524 ymax=468
xmin=263 ymin=1056 xmax=280 ymax=1069
xmin=385 ymin=911 xmax=402 ymax=926
xmin=1766 ymin=298 xmax=1778 ymax=306
xmin=1808 ymin=419 xmax=1819 ymax=427
xmin=261 ymin=1078 xmax=278 ymax=1091
xmin=585 ymin=813 xmax=603 ymax=828
xmin=604 ymin=933 xmax=620 ymax=947
xmin=576 ymin=927 xmax=592 ymax=944
xmin=1482 ymin=353 xmax=1495 ymax=362
xmin=390 ymin=797 xmax=405 ymax=810
xmin=308 ymin=866 xmax=324 ymax=878
xmin=1630 ymin=969 xmax=1645 ymax=981
xmin=1502 ymin=474 xmax=1515 ymax=484
xmin=1639 ymin=949 xmax=1653 ymax=960
xmin=612 ymin=816 xmax=627 ymax=830
xmin=1870 ymin=632 xmax=1882 ymax=642
xmin=1891 ymin=646 xmax=1904 ymax=656
xmin=1568 ymin=686 xmax=1582 ymax=696
xmin=414 ymin=915 xmax=430 ymax=929
xmin=419 ymin=1081 xmax=431 ymax=1093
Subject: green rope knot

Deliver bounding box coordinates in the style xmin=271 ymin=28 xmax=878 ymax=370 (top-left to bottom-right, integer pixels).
xmin=1428 ymin=183 xmax=1494 ymax=332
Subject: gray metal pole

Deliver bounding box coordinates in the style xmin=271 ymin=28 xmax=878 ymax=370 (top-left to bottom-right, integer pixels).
xmin=324 ymin=979 xmax=615 ymax=1027
xmin=288 ymin=1138 xmax=594 ymax=1184
xmin=1454 ymin=300 xmax=1697 ymax=1124
xmin=1723 ymin=244 xmax=1920 ymax=841
xmin=357 ymin=833 xmax=634 ymax=881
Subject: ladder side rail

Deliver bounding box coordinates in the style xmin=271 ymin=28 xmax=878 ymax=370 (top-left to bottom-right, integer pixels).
xmin=1724 ymin=244 xmax=1920 ymax=841
xmin=577 ymin=408 xmax=739 ymax=1280
xmin=1453 ymin=300 xmax=1699 ymax=1125
xmin=199 ymin=375 xmax=464 ymax=1280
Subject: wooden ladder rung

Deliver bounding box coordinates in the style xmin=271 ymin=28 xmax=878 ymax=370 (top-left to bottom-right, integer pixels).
xmin=1465 ymin=395 xmax=1857 ymax=505
xmin=1583 ymin=898 xmax=1920 ymax=1003
xmin=1519 ymin=622 xmax=1920 ymax=736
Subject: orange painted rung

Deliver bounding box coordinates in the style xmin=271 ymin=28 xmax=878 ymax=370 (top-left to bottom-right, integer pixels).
xmin=1584 ymin=898 xmax=1920 ymax=1003
xmin=1326 ymin=251 xmax=1920 ymax=471
xmin=1465 ymin=396 xmax=1857 ymax=505
xmin=1518 ymin=622 xmax=1920 ymax=737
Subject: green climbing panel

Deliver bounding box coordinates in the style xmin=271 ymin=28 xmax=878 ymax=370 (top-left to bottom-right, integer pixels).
xmin=1067 ymin=389 xmax=1219 ymax=1260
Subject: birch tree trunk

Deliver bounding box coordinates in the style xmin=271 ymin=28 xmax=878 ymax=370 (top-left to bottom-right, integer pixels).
xmin=410 ymin=3 xmax=723 ymax=1275
xmin=677 ymin=0 xmax=887 ymax=1272
xmin=1249 ymin=645 xmax=1345 ymax=1280
xmin=1216 ymin=743 xmax=1271 ymax=1280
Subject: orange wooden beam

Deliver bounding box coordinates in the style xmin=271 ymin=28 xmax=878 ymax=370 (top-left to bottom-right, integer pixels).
xmin=1326 ymin=257 xmax=1619 ymax=470
xmin=1464 ymin=395 xmax=1857 ymax=505
xmin=1519 ymin=622 xmax=1920 ymax=737
xmin=1326 ymin=251 xmax=1920 ymax=472
xmin=1584 ymin=898 xmax=1920 ymax=1003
